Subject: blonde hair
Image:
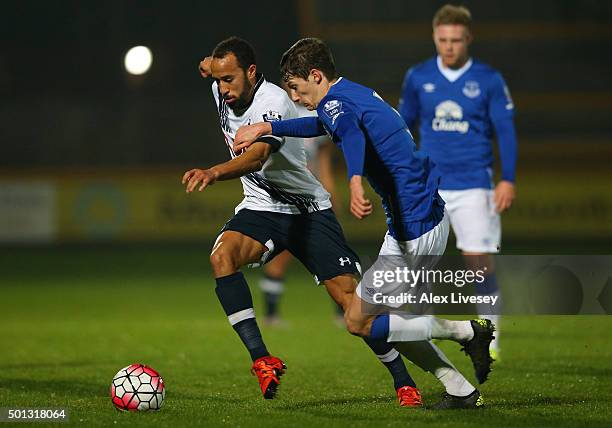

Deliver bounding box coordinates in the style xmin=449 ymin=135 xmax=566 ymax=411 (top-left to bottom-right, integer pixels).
xmin=433 ymin=4 xmax=472 ymax=29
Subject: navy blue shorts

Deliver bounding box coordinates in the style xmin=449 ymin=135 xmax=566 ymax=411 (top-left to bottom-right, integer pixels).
xmin=220 ymin=208 xmax=361 ymax=283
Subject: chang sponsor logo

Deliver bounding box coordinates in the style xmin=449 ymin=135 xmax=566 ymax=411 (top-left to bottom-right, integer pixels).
xmin=432 ymin=100 xmax=469 ymax=133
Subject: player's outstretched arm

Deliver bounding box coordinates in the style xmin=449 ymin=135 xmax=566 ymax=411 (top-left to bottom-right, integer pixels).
xmin=182 ymin=142 xmax=272 ymax=193
xmin=233 ymin=117 xmax=325 ymax=152
xmin=233 ymin=122 xmax=272 ymax=152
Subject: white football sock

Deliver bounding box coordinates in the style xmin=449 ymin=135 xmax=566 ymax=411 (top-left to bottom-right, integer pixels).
xmin=431 ymin=318 xmax=474 ymax=342
xmin=394 ymin=341 xmax=475 ymax=397
xmin=388 ymin=314 xmax=474 ymax=342
xmin=387 ymin=314 xmax=434 ymax=342
xmin=436 ymin=366 xmax=476 ymax=397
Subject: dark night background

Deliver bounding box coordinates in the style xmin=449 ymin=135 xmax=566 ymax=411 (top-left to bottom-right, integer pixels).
xmin=2 ymin=0 xmax=612 ymax=168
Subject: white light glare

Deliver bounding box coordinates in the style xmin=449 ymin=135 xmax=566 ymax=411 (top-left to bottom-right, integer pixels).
xmin=124 ymin=46 xmax=153 ymax=75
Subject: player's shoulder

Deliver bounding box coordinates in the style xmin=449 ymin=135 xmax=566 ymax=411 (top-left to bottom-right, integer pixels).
xmin=318 ymin=78 xmax=361 ymax=118
xmin=255 ymin=79 xmax=289 ymax=103
xmin=249 ymin=77 xmax=299 ymax=124
xmin=406 ymin=57 xmax=438 ymax=78
xmin=326 ymin=78 xmax=371 ymax=105
xmin=470 ymin=59 xmax=504 ymax=80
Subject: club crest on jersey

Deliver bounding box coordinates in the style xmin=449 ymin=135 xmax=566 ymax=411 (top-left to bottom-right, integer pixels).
xmin=423 ymin=83 xmax=436 ymax=93
xmin=462 ymin=81 xmax=481 ymax=98
xmin=432 ymin=100 xmax=469 ymax=134
xmin=262 ymin=111 xmax=282 ymax=122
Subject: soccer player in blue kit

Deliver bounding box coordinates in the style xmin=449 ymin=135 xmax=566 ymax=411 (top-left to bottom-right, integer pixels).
xmin=235 ymin=37 xmax=496 ymax=409
xmin=398 ymin=5 xmax=518 ymax=360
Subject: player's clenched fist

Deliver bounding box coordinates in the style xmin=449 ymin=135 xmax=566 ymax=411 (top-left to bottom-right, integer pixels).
xmin=182 ymin=168 xmax=219 ymax=193
xmin=198 ymin=56 xmax=213 ymax=78
xmin=233 ymin=122 xmax=272 ymax=153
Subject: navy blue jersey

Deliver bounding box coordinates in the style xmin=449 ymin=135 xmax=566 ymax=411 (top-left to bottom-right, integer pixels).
xmin=317 ymin=78 xmax=444 ymax=241
xmin=399 ymin=57 xmax=517 ymax=190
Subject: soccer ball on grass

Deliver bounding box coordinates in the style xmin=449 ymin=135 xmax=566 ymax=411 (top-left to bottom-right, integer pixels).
xmin=110 ymin=364 xmax=165 ymax=411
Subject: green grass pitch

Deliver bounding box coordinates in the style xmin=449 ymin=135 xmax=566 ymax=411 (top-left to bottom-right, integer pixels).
xmin=1 ymin=245 xmax=611 ymax=427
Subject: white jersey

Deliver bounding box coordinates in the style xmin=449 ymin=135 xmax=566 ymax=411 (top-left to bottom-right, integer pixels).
xmin=212 ymin=75 xmax=331 ymax=214
xmin=293 ymin=103 xmax=330 ymax=164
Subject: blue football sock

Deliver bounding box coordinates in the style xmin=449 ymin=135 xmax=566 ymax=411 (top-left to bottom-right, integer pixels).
xmin=370 ymin=313 xmax=390 ymax=340
xmin=215 ymin=272 xmax=269 ymax=361
xmin=363 ymin=337 xmax=416 ymax=389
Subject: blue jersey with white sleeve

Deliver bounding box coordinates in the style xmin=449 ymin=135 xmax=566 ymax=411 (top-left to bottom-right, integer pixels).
xmin=398 ymin=57 xmax=517 ymax=190
xmin=317 ymin=77 xmax=444 ymax=241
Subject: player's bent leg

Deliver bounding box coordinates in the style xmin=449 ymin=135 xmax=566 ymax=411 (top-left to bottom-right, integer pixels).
xmin=210 ymin=230 xmax=268 ymax=277
xmin=290 ymin=209 xmax=419 ymax=406
xmin=405 ymin=343 xmax=474 ymax=397
xmin=324 ymin=275 xmax=421 ymax=407
xmin=370 ymin=312 xmax=495 ymax=384
xmin=323 ymin=274 xmax=357 ymax=312
xmin=210 ymin=230 xmax=286 ymax=399
xmin=343 ymin=289 xmax=377 ymax=337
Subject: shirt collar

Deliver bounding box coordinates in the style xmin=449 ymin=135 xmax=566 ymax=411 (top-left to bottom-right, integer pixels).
xmin=436 ymin=56 xmax=473 ymax=83
xmin=324 ymin=76 xmax=343 ymax=100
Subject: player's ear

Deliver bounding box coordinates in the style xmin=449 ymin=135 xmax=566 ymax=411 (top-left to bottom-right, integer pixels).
xmin=247 ymin=64 xmax=257 ymax=80
xmin=310 ymin=69 xmax=322 ymax=84
xmin=464 ymin=27 xmax=473 ymax=44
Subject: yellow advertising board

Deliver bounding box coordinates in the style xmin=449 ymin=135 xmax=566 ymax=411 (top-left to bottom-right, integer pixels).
xmin=1 ymin=167 xmax=611 ymax=243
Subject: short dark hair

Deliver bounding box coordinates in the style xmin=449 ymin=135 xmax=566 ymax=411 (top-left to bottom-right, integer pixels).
xmin=433 ymin=4 xmax=472 ymax=30
xmin=212 ymin=36 xmax=256 ymax=71
xmin=279 ymin=38 xmax=337 ymax=82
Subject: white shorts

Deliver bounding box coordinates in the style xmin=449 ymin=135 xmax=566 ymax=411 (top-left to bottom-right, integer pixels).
xmin=356 ymin=213 xmax=450 ymax=307
xmin=438 ymin=188 xmax=501 ymax=254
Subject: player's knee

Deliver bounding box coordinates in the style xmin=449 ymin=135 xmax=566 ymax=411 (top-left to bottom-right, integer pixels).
xmin=344 ymin=313 xmax=367 ymax=337
xmin=209 ymin=248 xmax=239 ymax=276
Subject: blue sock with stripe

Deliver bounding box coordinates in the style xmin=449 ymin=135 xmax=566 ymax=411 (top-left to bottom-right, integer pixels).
xmin=215 ymin=272 xmax=269 ymax=361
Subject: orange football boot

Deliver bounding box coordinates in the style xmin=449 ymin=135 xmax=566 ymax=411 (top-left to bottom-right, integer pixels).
xmin=251 ymin=356 xmax=286 ymax=399
xmin=396 ymin=385 xmax=423 ymax=407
